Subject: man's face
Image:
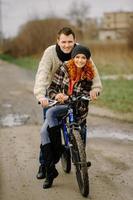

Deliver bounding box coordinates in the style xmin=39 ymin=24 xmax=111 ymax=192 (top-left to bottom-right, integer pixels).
xmin=57 ymin=34 xmax=76 ymax=53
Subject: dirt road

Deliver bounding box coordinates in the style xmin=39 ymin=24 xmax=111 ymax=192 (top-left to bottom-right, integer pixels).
xmin=0 ymin=60 xmax=133 ymax=200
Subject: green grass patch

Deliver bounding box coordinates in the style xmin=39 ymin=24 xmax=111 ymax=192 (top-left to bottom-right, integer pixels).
xmin=0 ymin=54 xmax=39 ymax=70
xmin=95 ymin=79 xmax=133 ymax=113
xmin=98 ymin=63 xmax=133 ymax=76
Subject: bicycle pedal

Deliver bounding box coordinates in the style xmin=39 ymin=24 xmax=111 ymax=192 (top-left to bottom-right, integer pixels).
xmin=87 ymin=161 xmax=91 ymax=167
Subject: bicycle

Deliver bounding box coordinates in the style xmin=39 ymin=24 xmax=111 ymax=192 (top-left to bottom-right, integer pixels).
xmin=48 ymin=95 xmax=90 ymax=197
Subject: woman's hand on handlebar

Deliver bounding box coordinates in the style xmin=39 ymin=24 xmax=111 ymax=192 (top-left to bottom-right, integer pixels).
xmin=55 ymin=93 xmax=69 ymax=103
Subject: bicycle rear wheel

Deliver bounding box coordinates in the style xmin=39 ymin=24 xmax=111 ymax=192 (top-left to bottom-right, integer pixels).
xmin=61 ymin=146 xmax=71 ymax=173
xmin=72 ymin=129 xmax=89 ymax=197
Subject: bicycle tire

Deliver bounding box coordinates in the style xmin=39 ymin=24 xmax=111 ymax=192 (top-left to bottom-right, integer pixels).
xmin=61 ymin=147 xmax=71 ymax=173
xmin=61 ymin=129 xmax=71 ymax=173
xmin=72 ymin=129 xmax=89 ymax=197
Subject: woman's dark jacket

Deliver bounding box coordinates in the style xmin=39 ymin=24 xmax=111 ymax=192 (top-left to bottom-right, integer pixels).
xmin=47 ymin=63 xmax=93 ymax=123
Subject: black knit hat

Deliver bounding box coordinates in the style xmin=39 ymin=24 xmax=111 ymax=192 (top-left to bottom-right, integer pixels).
xmin=71 ymin=45 xmax=91 ymax=59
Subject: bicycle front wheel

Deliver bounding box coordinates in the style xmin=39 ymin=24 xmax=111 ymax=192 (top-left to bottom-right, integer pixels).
xmin=72 ymin=129 xmax=89 ymax=197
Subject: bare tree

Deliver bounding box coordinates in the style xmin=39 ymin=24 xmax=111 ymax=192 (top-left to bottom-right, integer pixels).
xmin=67 ymin=0 xmax=90 ymax=39
xmin=127 ymin=21 xmax=133 ymax=50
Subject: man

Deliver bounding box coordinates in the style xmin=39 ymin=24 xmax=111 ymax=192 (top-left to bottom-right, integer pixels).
xmin=34 ymin=27 xmax=102 ymax=180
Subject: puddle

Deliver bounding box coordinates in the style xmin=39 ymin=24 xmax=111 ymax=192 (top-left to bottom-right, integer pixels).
xmin=2 ymin=103 xmax=12 ymax=108
xmin=101 ymin=74 xmax=133 ymax=80
xmin=88 ymin=129 xmax=133 ymax=141
xmin=0 ymin=114 xmax=30 ymax=127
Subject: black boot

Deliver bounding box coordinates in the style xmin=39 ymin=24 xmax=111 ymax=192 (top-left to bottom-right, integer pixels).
xmin=48 ymin=126 xmax=63 ymax=164
xmin=41 ymin=144 xmax=59 ymax=189
xmin=43 ymin=166 xmax=58 ymax=189
xmin=36 ymin=145 xmax=46 ymax=179
xmin=36 ymin=165 xmax=46 ymax=179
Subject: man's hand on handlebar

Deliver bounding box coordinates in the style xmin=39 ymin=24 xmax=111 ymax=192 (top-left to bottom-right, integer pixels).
xmin=89 ymin=88 xmax=100 ymax=101
xmin=39 ymin=97 xmax=49 ymax=108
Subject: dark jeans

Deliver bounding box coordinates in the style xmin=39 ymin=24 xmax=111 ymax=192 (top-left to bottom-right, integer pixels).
xmin=43 ymin=107 xmax=48 ymax=120
xmin=39 ymin=108 xmax=47 ymax=165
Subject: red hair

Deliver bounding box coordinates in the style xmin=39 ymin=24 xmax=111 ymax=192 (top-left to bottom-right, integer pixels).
xmin=66 ymin=59 xmax=95 ymax=81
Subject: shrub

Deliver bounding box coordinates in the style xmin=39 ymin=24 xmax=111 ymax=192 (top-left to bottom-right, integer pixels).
xmin=2 ymin=18 xmax=76 ymax=57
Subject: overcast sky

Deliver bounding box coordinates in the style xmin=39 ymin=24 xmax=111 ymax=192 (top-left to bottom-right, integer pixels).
xmin=1 ymin=0 xmax=133 ymax=38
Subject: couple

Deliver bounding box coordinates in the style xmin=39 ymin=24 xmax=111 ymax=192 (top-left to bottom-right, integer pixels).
xmin=34 ymin=27 xmax=102 ymax=189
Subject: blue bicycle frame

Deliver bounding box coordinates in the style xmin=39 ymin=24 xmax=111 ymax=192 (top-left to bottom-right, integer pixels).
xmin=61 ymin=106 xmax=80 ymax=147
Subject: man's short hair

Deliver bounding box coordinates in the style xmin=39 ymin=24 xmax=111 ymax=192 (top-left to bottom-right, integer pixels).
xmin=57 ymin=27 xmax=75 ymax=39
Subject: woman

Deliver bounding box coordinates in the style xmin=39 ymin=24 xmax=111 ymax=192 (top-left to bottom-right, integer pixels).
xmin=40 ymin=45 xmax=101 ymax=189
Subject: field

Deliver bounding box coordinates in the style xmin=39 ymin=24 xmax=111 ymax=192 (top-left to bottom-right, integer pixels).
xmin=0 ymin=41 xmax=133 ymax=116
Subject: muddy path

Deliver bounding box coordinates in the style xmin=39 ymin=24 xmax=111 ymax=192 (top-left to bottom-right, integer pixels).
xmin=0 ymin=60 xmax=133 ymax=200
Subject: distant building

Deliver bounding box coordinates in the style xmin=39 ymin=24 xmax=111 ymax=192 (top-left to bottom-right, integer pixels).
xmin=99 ymin=11 xmax=133 ymax=40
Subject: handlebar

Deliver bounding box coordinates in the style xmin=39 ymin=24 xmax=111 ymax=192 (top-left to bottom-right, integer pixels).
xmin=38 ymin=95 xmax=92 ymax=108
xmin=48 ymin=99 xmax=58 ymax=107
xmin=38 ymin=98 xmax=58 ymax=107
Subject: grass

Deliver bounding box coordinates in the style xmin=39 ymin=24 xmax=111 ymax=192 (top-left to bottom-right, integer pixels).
xmin=0 ymin=53 xmax=39 ymax=70
xmin=94 ymin=55 xmax=133 ymax=76
xmin=95 ymin=79 xmax=133 ymax=113
xmin=87 ymin=40 xmax=133 ymax=75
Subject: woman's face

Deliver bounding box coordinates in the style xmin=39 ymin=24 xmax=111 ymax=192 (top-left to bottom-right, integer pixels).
xmin=73 ymin=54 xmax=87 ymax=68
xmin=57 ymin=34 xmax=75 ymax=53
